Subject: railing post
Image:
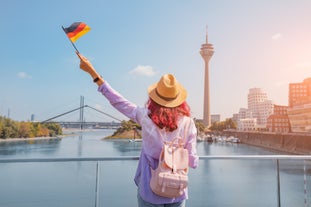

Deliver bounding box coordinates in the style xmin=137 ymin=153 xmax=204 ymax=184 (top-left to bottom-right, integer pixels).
xmin=95 ymin=161 xmax=100 ymax=207
xmin=276 ymin=159 xmax=281 ymax=207
xmin=304 ymin=160 xmax=307 ymax=207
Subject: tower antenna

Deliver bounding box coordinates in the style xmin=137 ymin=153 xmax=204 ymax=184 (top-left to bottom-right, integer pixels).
xmin=206 ymin=25 xmax=208 ymax=43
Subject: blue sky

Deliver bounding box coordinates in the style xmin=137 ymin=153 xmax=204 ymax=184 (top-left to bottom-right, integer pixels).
xmin=1 ymin=0 xmax=311 ymax=122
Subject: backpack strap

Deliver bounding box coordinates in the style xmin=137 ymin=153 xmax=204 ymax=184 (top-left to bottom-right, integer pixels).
xmin=180 ymin=117 xmax=191 ymax=147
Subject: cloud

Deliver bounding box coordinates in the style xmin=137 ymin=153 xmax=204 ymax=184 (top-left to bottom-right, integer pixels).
xmin=271 ymin=33 xmax=283 ymax=40
xmin=17 ymin=72 xmax=32 ymax=79
xmin=129 ymin=65 xmax=157 ymax=77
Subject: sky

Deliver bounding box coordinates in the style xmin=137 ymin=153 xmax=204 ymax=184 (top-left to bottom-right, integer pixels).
xmin=1 ymin=0 xmax=311 ymax=123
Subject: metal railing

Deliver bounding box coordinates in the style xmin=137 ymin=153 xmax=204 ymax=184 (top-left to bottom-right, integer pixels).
xmin=1 ymin=155 xmax=311 ymax=207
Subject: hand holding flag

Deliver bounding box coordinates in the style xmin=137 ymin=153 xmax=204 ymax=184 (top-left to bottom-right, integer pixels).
xmin=62 ymin=22 xmax=91 ymax=53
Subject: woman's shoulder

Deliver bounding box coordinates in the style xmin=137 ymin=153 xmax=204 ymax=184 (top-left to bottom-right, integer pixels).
xmin=179 ymin=116 xmax=194 ymax=125
xmin=179 ymin=116 xmax=197 ymax=134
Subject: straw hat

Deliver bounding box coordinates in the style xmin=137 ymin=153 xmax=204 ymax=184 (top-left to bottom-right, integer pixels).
xmin=148 ymin=74 xmax=187 ymax=108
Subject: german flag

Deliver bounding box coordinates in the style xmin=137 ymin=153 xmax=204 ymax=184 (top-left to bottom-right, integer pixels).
xmin=63 ymin=22 xmax=91 ymax=42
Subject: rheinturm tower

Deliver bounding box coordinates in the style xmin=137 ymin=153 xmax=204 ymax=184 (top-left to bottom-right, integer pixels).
xmin=200 ymin=31 xmax=214 ymax=127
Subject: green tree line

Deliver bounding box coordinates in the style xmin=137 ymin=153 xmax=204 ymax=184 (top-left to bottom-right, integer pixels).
xmin=109 ymin=118 xmax=237 ymax=139
xmin=194 ymin=118 xmax=237 ymax=133
xmin=209 ymin=118 xmax=237 ymax=131
xmin=0 ymin=116 xmax=62 ymax=139
xmin=112 ymin=119 xmax=212 ymax=137
xmin=110 ymin=120 xmax=141 ymax=138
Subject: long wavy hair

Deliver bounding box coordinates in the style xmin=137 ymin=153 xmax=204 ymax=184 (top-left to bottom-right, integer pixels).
xmin=147 ymin=98 xmax=191 ymax=132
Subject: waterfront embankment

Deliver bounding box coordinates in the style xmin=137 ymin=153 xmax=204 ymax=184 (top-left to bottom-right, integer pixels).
xmin=0 ymin=136 xmax=64 ymax=143
xmin=0 ymin=129 xmax=77 ymax=143
xmin=224 ymin=131 xmax=311 ymax=155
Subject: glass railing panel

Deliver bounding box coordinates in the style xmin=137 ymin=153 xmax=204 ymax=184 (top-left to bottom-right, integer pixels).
xmin=0 ymin=162 xmax=97 ymax=207
xmin=278 ymin=159 xmax=311 ymax=207
xmin=97 ymin=160 xmax=137 ymax=206
xmin=0 ymin=156 xmax=310 ymax=207
xmin=188 ymin=159 xmax=277 ymax=206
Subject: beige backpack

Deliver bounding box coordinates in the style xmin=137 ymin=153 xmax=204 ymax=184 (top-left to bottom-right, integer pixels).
xmin=150 ymin=136 xmax=189 ymax=198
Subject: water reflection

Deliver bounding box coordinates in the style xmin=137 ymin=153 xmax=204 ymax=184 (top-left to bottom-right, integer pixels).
xmin=197 ymin=140 xmax=280 ymax=156
xmin=0 ymin=138 xmax=61 ymax=156
xmin=111 ymin=139 xmax=142 ymax=154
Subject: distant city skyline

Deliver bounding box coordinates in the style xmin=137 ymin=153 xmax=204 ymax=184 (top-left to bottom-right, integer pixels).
xmin=1 ymin=0 xmax=311 ymax=122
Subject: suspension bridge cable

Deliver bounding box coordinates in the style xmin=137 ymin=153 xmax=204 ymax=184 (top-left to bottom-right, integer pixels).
xmin=41 ymin=105 xmax=122 ymax=123
xmin=41 ymin=106 xmax=86 ymax=123
xmin=85 ymin=105 xmax=122 ymax=122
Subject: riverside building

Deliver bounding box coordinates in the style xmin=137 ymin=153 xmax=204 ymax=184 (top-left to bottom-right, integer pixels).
xmin=235 ymin=88 xmax=274 ymax=131
xmin=266 ymin=105 xmax=290 ymax=133
xmin=287 ymin=77 xmax=311 ymax=133
xmin=288 ymin=77 xmax=311 ymax=107
xmin=248 ymin=88 xmax=274 ymax=127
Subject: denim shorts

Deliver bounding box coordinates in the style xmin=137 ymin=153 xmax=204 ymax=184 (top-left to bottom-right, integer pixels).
xmin=137 ymin=192 xmax=186 ymax=207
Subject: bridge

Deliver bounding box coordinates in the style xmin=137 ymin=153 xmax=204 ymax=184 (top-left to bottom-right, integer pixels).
xmin=41 ymin=96 xmax=122 ymax=129
xmin=54 ymin=121 xmax=121 ymax=129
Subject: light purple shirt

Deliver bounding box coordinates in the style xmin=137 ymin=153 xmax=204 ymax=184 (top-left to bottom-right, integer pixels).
xmin=98 ymin=81 xmax=199 ymax=204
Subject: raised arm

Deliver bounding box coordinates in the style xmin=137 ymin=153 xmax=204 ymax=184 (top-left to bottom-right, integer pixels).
xmin=76 ymin=52 xmax=104 ymax=86
xmin=76 ymin=52 xmax=142 ymax=124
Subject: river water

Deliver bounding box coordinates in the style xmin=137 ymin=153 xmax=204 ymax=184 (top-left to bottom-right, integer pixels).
xmin=0 ymin=129 xmax=310 ymax=207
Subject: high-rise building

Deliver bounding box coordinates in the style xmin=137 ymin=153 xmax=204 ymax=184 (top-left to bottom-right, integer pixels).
xmin=211 ymin=114 xmax=220 ymax=124
xmin=200 ymin=31 xmax=214 ymax=127
xmin=288 ymin=77 xmax=311 ymax=107
xmin=248 ymin=88 xmax=268 ymax=112
xmin=287 ymin=77 xmax=311 ymax=133
xmin=31 ymin=114 xmax=35 ymax=122
xmin=236 ymin=88 xmax=273 ymax=131
xmin=247 ymin=88 xmax=274 ymax=126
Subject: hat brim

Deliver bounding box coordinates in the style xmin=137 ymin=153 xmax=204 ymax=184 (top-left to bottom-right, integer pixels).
xmin=148 ymin=83 xmax=187 ymax=108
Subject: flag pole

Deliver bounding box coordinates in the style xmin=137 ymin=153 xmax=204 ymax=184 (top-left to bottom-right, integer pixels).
xmin=62 ymin=26 xmax=80 ymax=54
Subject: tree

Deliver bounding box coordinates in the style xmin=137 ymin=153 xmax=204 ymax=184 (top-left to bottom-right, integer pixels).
xmin=225 ymin=118 xmax=237 ymax=130
xmin=194 ymin=119 xmax=206 ymax=134
xmin=0 ymin=116 xmax=62 ymax=139
xmin=35 ymin=124 xmax=50 ymax=137
xmin=0 ymin=117 xmax=18 ymax=139
xmin=0 ymin=120 xmax=3 ymax=138
xmin=18 ymin=122 xmax=34 ymax=138
xmin=43 ymin=123 xmax=62 ymax=136
xmin=209 ymin=118 xmax=237 ymax=131
xmin=111 ymin=120 xmax=141 ymax=137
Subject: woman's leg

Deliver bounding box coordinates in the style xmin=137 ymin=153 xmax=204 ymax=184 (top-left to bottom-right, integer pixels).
xmin=137 ymin=192 xmax=164 ymax=207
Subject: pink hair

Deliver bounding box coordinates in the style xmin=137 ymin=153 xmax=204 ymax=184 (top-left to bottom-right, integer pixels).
xmin=147 ymin=98 xmax=191 ymax=132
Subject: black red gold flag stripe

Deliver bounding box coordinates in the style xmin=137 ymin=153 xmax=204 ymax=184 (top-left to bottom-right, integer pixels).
xmin=63 ymin=22 xmax=91 ymax=42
